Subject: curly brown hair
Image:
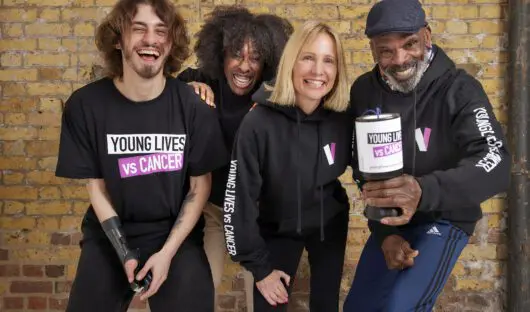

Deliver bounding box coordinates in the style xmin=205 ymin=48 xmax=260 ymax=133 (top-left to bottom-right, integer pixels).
xmin=194 ymin=6 xmax=293 ymax=81
xmin=95 ymin=0 xmax=190 ymax=78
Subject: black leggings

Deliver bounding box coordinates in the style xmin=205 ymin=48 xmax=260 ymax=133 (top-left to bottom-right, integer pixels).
xmin=254 ymin=210 xmax=349 ymax=312
xmin=66 ymin=237 xmax=213 ymax=312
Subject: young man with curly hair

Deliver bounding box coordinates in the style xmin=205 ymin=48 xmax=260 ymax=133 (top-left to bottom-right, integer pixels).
xmin=177 ymin=6 xmax=293 ymax=311
xmin=55 ymin=0 xmax=227 ymax=311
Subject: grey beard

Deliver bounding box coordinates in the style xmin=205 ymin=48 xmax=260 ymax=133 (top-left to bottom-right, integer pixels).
xmin=383 ymin=58 xmax=429 ymax=93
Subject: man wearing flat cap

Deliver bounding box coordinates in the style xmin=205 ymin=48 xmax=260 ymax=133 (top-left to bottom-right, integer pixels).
xmin=344 ymin=0 xmax=510 ymax=310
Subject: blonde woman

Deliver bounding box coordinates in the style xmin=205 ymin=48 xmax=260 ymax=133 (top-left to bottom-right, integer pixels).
xmin=223 ymin=21 xmax=352 ymax=311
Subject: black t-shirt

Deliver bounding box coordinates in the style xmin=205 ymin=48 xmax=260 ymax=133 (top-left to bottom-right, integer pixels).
xmin=55 ymin=77 xmax=228 ymax=246
xmin=177 ymin=68 xmax=257 ymax=206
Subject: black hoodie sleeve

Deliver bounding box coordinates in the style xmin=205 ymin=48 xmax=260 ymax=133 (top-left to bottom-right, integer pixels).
xmin=417 ymin=74 xmax=510 ymax=212
xmin=223 ymin=112 xmax=272 ymax=282
xmin=177 ymin=67 xmax=206 ymax=83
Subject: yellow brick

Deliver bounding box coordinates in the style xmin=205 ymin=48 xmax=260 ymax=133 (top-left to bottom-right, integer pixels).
xmin=348 ymin=215 xmax=367 ymax=228
xmin=60 ymin=216 xmax=83 ymax=230
xmin=4 ymin=201 xmax=25 ymax=214
xmin=26 ymin=201 xmax=72 ymax=215
xmin=246 ymin=6 xmax=272 ymax=14
xmin=353 ymin=51 xmax=374 ymax=64
xmin=213 ymin=0 xmax=237 ymax=4
xmin=27 ymin=83 xmax=72 ymax=96
xmin=0 ymin=156 xmax=38 ymax=170
xmin=451 ymin=262 xmax=466 ymax=276
xmin=27 ymin=0 xmax=72 ymax=5
xmin=455 ymin=279 xmax=495 ymax=291
xmin=493 ymin=107 xmax=508 ymax=124
xmin=481 ymin=35 xmax=505 ymax=49
xmin=5 ymin=230 xmax=51 ymax=245
xmin=488 ymin=214 xmax=502 ymax=228
xmin=276 ymin=5 xmax=339 ymax=20
xmin=2 ymin=141 xmax=25 ymax=155
xmin=27 ymin=112 xmax=61 ymax=127
xmin=26 ymin=140 xmax=60 ymax=157
xmin=469 ymin=20 xmax=503 ymax=34
xmin=343 ymin=37 xmax=371 ymax=50
xmin=428 ymin=20 xmax=445 ymax=34
xmin=62 ymin=68 xmax=79 ymax=81
xmin=4 ymin=113 xmax=27 ymax=125
xmin=96 ymin=0 xmax=120 ymax=4
xmin=67 ymin=265 xmax=78 ymax=279
xmin=0 ymin=69 xmax=38 ymax=82
xmin=78 ymin=38 xmax=96 ymax=52
xmin=38 ymin=127 xmax=61 ymax=140
xmin=61 ymin=185 xmax=89 ymax=200
xmin=25 ymin=23 xmax=71 ymax=37
xmin=0 ymin=9 xmax=38 ymax=22
xmin=11 ymin=247 xmax=80 ymax=262
xmin=38 ymin=38 xmax=62 ymax=51
xmin=36 ymin=217 xmax=60 ymax=230
xmin=338 ymin=5 xmax=371 ymax=19
xmin=25 ymin=53 xmax=70 ymax=66
xmin=40 ymin=8 xmax=61 ymax=21
xmin=309 ymin=0 xmax=349 ymax=3
xmin=480 ymin=78 xmax=503 ymax=95
xmin=74 ymin=23 xmax=95 ymax=37
xmin=0 ymin=53 xmax=22 ymax=67
xmin=0 ymin=97 xmax=36 ymax=112
xmin=78 ymin=53 xmax=99 ymax=66
xmin=461 ymin=244 xmax=497 ymax=260
xmin=432 ymin=6 xmax=450 ymax=19
xmin=73 ymin=201 xmax=90 ymax=215
xmin=482 ymin=64 xmax=505 ymax=78
xmin=72 ymin=0 xmax=96 ymax=6
xmin=3 ymin=24 xmax=24 ymax=37
xmin=0 ymin=128 xmax=37 ymax=141
xmin=437 ymin=35 xmax=480 ymax=48
xmin=0 ymin=39 xmax=37 ymax=50
xmin=445 ymin=21 xmax=468 ymax=34
xmin=62 ymin=39 xmax=79 ymax=52
xmin=3 ymin=172 xmax=25 ymax=184
xmin=40 ymin=98 xmax=64 ymax=112
xmin=482 ymin=198 xmax=507 ymax=213
xmin=479 ymin=5 xmax=503 ymax=18
xmin=39 ymin=186 xmax=62 ymax=199
xmin=0 ymin=216 xmax=36 ymax=229
xmin=61 ymin=8 xmax=99 ymax=21
xmin=326 ymin=21 xmax=351 ymax=34
xmin=3 ymin=83 xmax=27 ymax=96
xmin=39 ymin=68 xmax=65 ymax=81
xmin=39 ymin=157 xmax=59 ymax=170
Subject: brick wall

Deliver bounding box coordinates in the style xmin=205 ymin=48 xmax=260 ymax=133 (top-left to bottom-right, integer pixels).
xmin=0 ymin=0 xmax=508 ymax=311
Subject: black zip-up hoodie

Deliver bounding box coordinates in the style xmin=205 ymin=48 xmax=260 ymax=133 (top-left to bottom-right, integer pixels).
xmin=223 ymin=83 xmax=352 ymax=281
xmin=349 ymin=45 xmax=511 ymax=245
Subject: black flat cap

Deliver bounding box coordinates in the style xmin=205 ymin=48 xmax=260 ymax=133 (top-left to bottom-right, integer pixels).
xmin=365 ymin=0 xmax=427 ymax=38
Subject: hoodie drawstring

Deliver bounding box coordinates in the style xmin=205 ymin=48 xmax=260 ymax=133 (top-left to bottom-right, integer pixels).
xmin=317 ymin=122 xmax=324 ymax=241
xmin=296 ymin=110 xmax=302 ymax=235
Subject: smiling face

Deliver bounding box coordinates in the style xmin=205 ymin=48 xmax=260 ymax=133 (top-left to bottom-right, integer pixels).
xmin=292 ymin=32 xmax=337 ymax=108
xmin=119 ymin=4 xmax=171 ymax=79
xmin=223 ymin=40 xmax=263 ymax=95
xmin=371 ymin=28 xmax=432 ymax=93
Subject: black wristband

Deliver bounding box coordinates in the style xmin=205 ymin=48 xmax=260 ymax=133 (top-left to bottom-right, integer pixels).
xmin=101 ymin=216 xmax=137 ymax=264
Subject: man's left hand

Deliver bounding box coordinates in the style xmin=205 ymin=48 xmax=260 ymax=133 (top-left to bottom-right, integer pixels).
xmin=363 ymin=174 xmax=422 ymax=226
xmin=136 ymin=250 xmax=172 ymax=301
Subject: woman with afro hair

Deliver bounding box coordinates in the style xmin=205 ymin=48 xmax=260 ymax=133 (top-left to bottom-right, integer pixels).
xmin=177 ymin=5 xmax=293 ymax=311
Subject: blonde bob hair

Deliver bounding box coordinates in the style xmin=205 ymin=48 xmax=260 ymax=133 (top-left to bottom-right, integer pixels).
xmin=266 ymin=20 xmax=349 ymax=112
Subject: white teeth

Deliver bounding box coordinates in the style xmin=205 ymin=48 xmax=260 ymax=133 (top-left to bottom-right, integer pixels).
xmin=233 ymin=74 xmax=251 ymax=88
xmin=137 ymin=50 xmax=160 ymax=57
xmin=304 ymin=79 xmax=324 ymax=87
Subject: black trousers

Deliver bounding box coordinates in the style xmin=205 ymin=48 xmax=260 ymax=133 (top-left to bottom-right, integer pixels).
xmin=254 ymin=210 xmax=349 ymax=312
xmin=66 ymin=236 xmax=214 ymax=312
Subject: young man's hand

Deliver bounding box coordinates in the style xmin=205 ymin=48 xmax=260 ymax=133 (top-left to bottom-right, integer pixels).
xmin=136 ymin=250 xmax=173 ymax=301
xmin=256 ymin=270 xmax=290 ymax=306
